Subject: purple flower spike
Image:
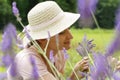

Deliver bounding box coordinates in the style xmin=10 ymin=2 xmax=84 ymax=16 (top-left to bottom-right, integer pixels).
xmin=30 ymin=55 xmax=36 ymax=66
xmin=113 ymin=71 xmax=120 ymax=80
xmin=32 ymin=66 xmax=39 ymax=80
xmin=1 ymin=23 xmax=17 ymax=54
xmin=105 ymin=7 xmax=120 ymax=57
xmin=76 ymin=35 xmax=95 ymax=57
xmin=2 ymin=54 xmax=13 ymax=67
xmin=12 ymin=2 xmax=19 ymax=16
xmin=66 ymin=77 xmax=72 ymax=80
xmin=16 ymin=37 xmax=24 ymax=49
xmin=48 ymin=31 xmax=51 ymax=39
xmin=62 ymin=47 xmax=69 ymax=60
xmin=115 ymin=7 xmax=120 ymax=33
xmin=115 ymin=7 xmax=120 ymax=26
xmin=23 ymin=28 xmax=32 ymax=40
xmin=49 ymin=50 xmax=55 ymax=64
xmin=78 ymin=0 xmax=98 ymax=18
xmin=10 ymin=61 xmax=17 ymax=77
xmin=1 ymin=23 xmax=18 ymax=78
xmin=1 ymin=33 xmax=12 ymax=53
xmin=0 ymin=72 xmax=7 ymax=80
xmin=77 ymin=0 xmax=98 ymax=27
xmin=30 ymin=56 xmax=39 ymax=80
xmin=115 ymin=23 xmax=120 ymax=33
xmin=12 ymin=1 xmax=21 ymax=21
xmin=94 ymin=53 xmax=108 ymax=73
xmin=12 ymin=1 xmax=16 ymax=6
xmin=91 ymin=53 xmax=113 ymax=79
xmin=105 ymin=36 xmax=120 ymax=57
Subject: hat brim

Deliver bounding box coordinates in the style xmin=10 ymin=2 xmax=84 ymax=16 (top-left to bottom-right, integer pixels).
xmin=23 ymin=12 xmax=80 ymax=47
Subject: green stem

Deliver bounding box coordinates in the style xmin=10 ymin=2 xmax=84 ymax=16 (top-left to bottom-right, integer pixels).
xmin=67 ymin=60 xmax=80 ymax=80
xmin=91 ymin=10 xmax=105 ymax=43
xmin=82 ymin=44 xmax=96 ymax=68
xmin=43 ymin=53 xmax=66 ymax=80
xmin=90 ymin=10 xmax=100 ymax=30
xmin=18 ymin=20 xmax=25 ymax=29
xmin=44 ymin=38 xmax=50 ymax=54
xmin=43 ymin=54 xmax=60 ymax=79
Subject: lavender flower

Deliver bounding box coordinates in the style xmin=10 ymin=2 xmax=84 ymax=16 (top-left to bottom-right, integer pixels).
xmin=23 ymin=27 xmax=32 ymax=40
xmin=77 ymin=0 xmax=98 ymax=27
xmin=114 ymin=7 xmax=120 ymax=36
xmin=105 ymin=7 xmax=120 ymax=57
xmin=66 ymin=77 xmax=72 ymax=80
xmin=10 ymin=61 xmax=17 ymax=77
xmin=115 ymin=10 xmax=120 ymax=25
xmin=12 ymin=2 xmax=19 ymax=16
xmin=2 ymin=54 xmax=13 ymax=67
xmin=1 ymin=23 xmax=18 ymax=77
xmin=62 ymin=47 xmax=69 ymax=60
xmin=0 ymin=72 xmax=7 ymax=80
xmin=113 ymin=71 xmax=120 ymax=80
xmin=115 ymin=22 xmax=120 ymax=32
xmin=78 ymin=0 xmax=98 ymax=18
xmin=90 ymin=52 xmax=113 ymax=80
xmin=1 ymin=32 xmax=12 ymax=54
xmin=76 ymin=35 xmax=95 ymax=57
xmin=1 ymin=23 xmax=17 ymax=54
xmin=105 ymin=36 xmax=120 ymax=57
xmin=115 ymin=7 xmax=120 ymax=27
xmin=12 ymin=1 xmax=21 ymax=21
xmin=16 ymin=36 xmax=24 ymax=49
xmin=30 ymin=55 xmax=39 ymax=80
xmin=115 ymin=7 xmax=120 ymax=33
xmin=48 ymin=31 xmax=51 ymax=39
xmin=49 ymin=50 xmax=55 ymax=64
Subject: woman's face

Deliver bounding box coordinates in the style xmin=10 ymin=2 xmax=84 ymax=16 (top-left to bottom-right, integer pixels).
xmin=48 ymin=29 xmax=73 ymax=52
xmin=38 ymin=29 xmax=73 ymax=53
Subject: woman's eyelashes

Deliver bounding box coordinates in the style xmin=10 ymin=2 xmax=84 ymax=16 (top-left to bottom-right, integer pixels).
xmin=59 ymin=30 xmax=65 ymax=35
xmin=59 ymin=29 xmax=70 ymax=35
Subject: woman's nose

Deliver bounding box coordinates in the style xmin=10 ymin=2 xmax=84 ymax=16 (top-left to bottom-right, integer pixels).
xmin=66 ymin=29 xmax=73 ymax=39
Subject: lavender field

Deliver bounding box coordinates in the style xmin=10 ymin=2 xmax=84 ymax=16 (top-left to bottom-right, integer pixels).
xmin=1 ymin=28 xmax=120 ymax=79
xmin=0 ymin=0 xmax=120 ymax=79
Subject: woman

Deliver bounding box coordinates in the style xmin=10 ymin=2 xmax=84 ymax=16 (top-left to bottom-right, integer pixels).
xmin=7 ymin=1 xmax=89 ymax=80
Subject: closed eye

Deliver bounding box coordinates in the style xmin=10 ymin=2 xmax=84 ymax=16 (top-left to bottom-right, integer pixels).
xmin=59 ymin=30 xmax=65 ymax=35
xmin=59 ymin=28 xmax=70 ymax=35
xmin=59 ymin=31 xmax=65 ymax=35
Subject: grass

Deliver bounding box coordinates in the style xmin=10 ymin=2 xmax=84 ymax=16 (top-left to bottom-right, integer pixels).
xmin=0 ymin=28 xmax=118 ymax=78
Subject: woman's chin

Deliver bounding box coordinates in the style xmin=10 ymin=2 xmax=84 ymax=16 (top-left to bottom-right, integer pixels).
xmin=64 ymin=46 xmax=71 ymax=50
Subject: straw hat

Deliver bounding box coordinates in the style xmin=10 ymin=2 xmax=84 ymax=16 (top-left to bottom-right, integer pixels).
xmin=23 ymin=1 xmax=80 ymax=46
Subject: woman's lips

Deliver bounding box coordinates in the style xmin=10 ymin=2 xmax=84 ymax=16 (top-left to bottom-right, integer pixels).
xmin=64 ymin=41 xmax=70 ymax=44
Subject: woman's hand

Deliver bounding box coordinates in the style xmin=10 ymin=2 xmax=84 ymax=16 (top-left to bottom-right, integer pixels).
xmin=74 ymin=57 xmax=89 ymax=72
xmin=108 ymin=56 xmax=120 ymax=71
xmin=69 ymin=57 xmax=89 ymax=80
xmin=116 ymin=60 xmax=120 ymax=71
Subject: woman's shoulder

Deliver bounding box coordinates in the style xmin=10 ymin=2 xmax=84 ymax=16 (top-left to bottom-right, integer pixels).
xmin=9 ymin=48 xmax=48 ymax=79
xmin=15 ymin=47 xmax=44 ymax=65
